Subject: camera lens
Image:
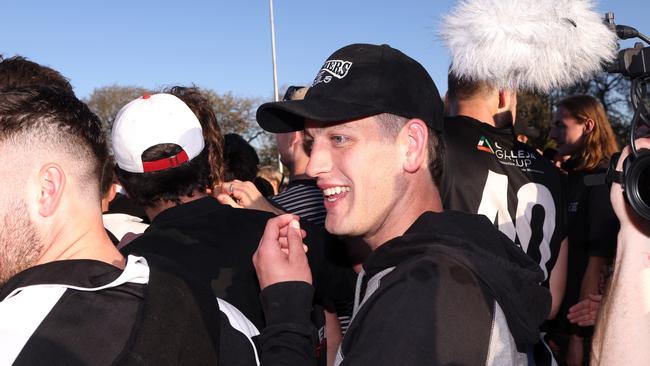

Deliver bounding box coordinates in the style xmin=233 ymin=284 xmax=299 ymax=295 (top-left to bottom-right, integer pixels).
xmin=625 ymin=150 xmax=650 ymax=220
xmin=639 ymin=164 xmax=650 ymax=204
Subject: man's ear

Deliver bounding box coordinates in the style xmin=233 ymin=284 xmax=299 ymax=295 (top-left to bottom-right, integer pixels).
xmin=37 ymin=163 xmax=65 ymax=217
xmin=584 ymin=118 xmax=595 ymax=134
xmin=402 ymin=119 xmax=428 ymax=173
xmin=107 ymin=183 xmax=118 ymax=203
xmin=290 ymin=131 xmax=302 ymax=145
xmin=497 ymin=90 xmax=513 ymax=112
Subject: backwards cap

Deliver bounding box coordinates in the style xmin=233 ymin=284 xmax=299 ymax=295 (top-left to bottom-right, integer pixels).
xmin=112 ymin=93 xmax=205 ymax=173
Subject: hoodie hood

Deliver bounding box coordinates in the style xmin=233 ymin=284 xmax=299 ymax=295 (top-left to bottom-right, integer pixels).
xmin=364 ymin=210 xmax=550 ymax=350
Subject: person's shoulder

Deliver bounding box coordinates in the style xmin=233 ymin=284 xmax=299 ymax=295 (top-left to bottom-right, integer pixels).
xmin=409 ymin=210 xmax=504 ymax=241
xmin=443 ymin=115 xmax=483 ymax=137
xmin=398 ymin=250 xmax=480 ymax=283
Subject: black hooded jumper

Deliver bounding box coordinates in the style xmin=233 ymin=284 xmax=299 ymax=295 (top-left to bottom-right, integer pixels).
xmin=331 ymin=210 xmax=550 ymax=365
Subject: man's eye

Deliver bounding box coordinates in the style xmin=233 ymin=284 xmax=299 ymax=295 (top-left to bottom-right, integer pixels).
xmin=331 ymin=135 xmax=348 ymax=144
xmin=302 ymin=139 xmax=313 ymax=156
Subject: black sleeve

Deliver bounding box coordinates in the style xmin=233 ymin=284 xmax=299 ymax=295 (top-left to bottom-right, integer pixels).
xmin=341 ymin=257 xmax=495 ymax=365
xmin=586 ymin=183 xmax=619 ymax=258
xmin=256 ymin=281 xmax=318 ymax=366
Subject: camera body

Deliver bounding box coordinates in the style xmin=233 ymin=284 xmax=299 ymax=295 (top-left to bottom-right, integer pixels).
xmin=612 ymin=149 xmax=650 ymax=220
xmin=605 ymin=12 xmax=650 ymax=220
xmin=607 ymin=43 xmax=650 ymax=78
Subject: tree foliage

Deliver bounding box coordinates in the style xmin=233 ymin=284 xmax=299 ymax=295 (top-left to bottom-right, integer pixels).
xmin=85 ymin=85 xmax=150 ymax=132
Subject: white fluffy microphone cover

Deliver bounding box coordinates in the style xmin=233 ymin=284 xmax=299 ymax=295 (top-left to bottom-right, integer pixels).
xmin=440 ymin=0 xmax=618 ymax=92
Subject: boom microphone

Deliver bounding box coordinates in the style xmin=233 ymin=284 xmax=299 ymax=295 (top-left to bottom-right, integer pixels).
xmin=439 ymin=0 xmax=618 ymax=92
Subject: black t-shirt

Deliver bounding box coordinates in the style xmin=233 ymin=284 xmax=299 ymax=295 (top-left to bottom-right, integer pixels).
xmin=441 ymin=116 xmax=566 ymax=285
xmin=121 ymin=197 xmax=355 ymax=346
xmin=555 ymin=164 xmax=619 ymax=334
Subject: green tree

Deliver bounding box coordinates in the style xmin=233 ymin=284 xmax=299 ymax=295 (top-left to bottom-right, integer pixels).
xmin=85 ymin=85 xmax=150 ymax=132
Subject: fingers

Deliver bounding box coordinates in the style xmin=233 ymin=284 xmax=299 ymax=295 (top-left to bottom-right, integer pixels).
xmin=277 ymin=226 xmax=307 ymax=239
xmin=567 ymin=296 xmax=601 ymax=326
xmin=260 ymin=214 xmax=297 ymax=245
xmin=616 ymin=145 xmax=630 ymax=172
xmin=568 ymin=299 xmax=588 ymax=313
xmin=253 ymin=214 xmax=297 ymax=270
xmin=589 ymin=294 xmax=603 ymax=302
xmin=287 ymin=219 xmax=308 ymax=261
xmin=215 ymin=193 xmax=242 ymax=208
xmin=277 ymin=237 xmax=308 ymax=249
xmin=220 ymin=180 xmax=242 ymax=194
xmin=219 ymin=180 xmax=263 ymax=208
xmin=219 ymin=180 xmax=247 ymax=205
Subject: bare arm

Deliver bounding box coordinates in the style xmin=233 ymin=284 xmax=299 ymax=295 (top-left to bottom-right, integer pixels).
xmin=548 ymin=237 xmax=568 ymax=319
xmin=567 ymin=256 xmax=608 ymax=366
xmin=579 ymin=256 xmax=608 ymax=301
xmin=592 ymin=139 xmax=650 ymax=365
xmin=215 ymin=180 xmax=285 ymax=215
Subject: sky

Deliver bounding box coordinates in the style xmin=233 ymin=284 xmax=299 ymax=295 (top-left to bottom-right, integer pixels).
xmin=1 ymin=0 xmax=648 ymax=102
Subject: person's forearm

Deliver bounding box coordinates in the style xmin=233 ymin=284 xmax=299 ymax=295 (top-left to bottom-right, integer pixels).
xmin=251 ymin=198 xmax=287 ymax=216
xmin=549 ymin=237 xmax=568 ymax=319
xmin=580 ymin=256 xmax=608 ymax=300
xmin=593 ymin=228 xmax=650 ymax=365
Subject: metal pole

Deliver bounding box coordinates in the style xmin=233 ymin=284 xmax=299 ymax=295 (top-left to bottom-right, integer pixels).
xmin=268 ymin=0 xmax=283 ymax=175
xmin=269 ymin=0 xmax=279 ymax=103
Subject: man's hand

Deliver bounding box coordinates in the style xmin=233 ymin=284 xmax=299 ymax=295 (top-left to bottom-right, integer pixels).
xmin=215 ymin=180 xmax=284 ymax=214
xmin=610 ymin=139 xmax=650 ymax=233
xmin=253 ymin=214 xmax=312 ymax=290
xmin=567 ymin=294 xmax=602 ymax=327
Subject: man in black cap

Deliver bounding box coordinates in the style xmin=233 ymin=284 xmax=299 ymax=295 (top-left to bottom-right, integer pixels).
xmin=253 ymin=43 xmax=551 ymax=365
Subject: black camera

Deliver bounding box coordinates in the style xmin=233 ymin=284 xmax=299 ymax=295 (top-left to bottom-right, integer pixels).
xmin=607 ymin=149 xmax=650 ymax=220
xmin=604 ymin=12 xmax=650 ymax=220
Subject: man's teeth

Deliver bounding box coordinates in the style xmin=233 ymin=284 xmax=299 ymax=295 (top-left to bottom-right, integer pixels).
xmin=323 ymin=186 xmax=350 ymax=197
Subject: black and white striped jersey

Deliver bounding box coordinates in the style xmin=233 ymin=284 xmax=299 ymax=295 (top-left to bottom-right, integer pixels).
xmin=0 ymin=255 xmax=260 ymax=366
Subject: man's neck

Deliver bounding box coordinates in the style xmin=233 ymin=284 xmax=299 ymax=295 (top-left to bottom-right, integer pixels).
xmin=39 ymin=213 xmax=126 ymax=269
xmin=145 ymin=190 xmax=208 ymax=221
xmin=452 ymin=101 xmax=497 ymax=127
xmin=364 ymin=178 xmax=443 ymax=250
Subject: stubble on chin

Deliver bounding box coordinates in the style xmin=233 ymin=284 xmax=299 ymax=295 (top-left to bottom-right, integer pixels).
xmin=0 ymin=201 xmax=44 ymax=287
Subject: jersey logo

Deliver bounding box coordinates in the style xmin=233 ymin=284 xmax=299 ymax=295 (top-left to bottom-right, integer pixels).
xmin=477 ymin=136 xmax=495 ymax=154
xmin=477 ymin=136 xmax=540 ymax=171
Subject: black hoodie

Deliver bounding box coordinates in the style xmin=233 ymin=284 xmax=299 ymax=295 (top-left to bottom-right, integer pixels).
xmin=336 ymin=210 xmax=550 ymax=365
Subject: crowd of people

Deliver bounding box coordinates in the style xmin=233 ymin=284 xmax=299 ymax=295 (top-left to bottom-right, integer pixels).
xmin=0 ymin=1 xmax=649 ymax=365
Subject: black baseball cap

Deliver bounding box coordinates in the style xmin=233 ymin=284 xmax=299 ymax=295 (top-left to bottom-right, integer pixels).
xmin=256 ymin=43 xmax=444 ymax=133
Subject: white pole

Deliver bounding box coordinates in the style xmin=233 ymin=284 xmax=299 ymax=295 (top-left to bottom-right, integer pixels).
xmin=269 ymin=0 xmax=279 ymax=103
xmin=268 ymin=0 xmax=283 ymax=175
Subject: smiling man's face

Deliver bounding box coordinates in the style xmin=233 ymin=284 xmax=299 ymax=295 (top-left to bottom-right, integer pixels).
xmin=304 ymin=116 xmax=407 ymax=244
